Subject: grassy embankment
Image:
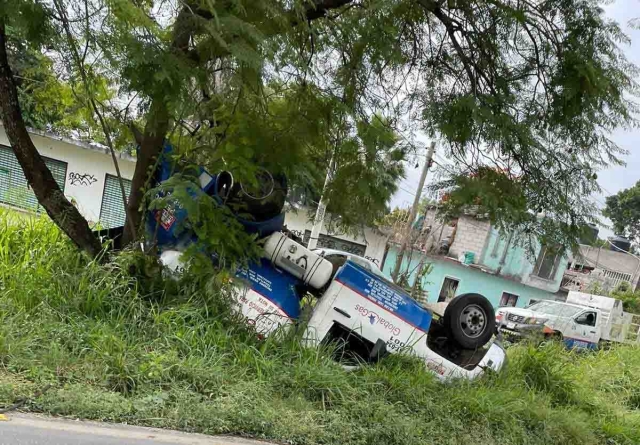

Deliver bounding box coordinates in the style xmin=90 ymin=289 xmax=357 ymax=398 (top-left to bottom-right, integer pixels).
xmin=0 ymin=210 xmax=638 ymax=445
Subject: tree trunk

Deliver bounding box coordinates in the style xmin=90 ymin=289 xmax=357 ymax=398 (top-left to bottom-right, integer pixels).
xmin=0 ymin=22 xmax=102 ymax=258
xmin=120 ymin=7 xmax=191 ymax=246
xmin=121 ymin=100 xmax=169 ymax=245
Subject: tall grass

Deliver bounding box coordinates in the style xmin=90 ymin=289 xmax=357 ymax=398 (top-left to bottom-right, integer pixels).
xmin=0 ymin=209 xmax=638 ymax=445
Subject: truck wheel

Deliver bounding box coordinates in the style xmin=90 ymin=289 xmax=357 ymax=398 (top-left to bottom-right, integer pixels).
xmin=443 ymin=293 xmax=495 ymax=350
xmin=546 ymin=331 xmax=563 ymax=341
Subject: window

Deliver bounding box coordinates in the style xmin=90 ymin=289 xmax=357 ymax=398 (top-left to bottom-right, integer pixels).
xmin=99 ymin=174 xmax=132 ymax=229
xmin=500 ymin=292 xmax=519 ymax=307
xmin=0 ymin=168 xmax=9 ymax=203
xmin=438 ymin=277 xmax=459 ymax=303
xmin=349 ymin=256 xmax=373 ymax=272
xmin=533 ymin=245 xmax=562 ymax=280
xmin=324 ymin=254 xmax=348 ymax=274
xmin=527 ymin=301 xmax=584 ymax=318
xmin=303 ymin=230 xmax=366 ymax=256
xmin=0 ymin=145 xmax=67 ymax=211
xmin=575 ymin=311 xmax=597 ymax=327
xmin=323 ymin=322 xmax=386 ymax=365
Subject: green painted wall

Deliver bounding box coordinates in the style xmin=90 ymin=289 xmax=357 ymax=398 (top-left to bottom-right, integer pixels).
xmin=480 ymin=228 xmax=566 ymax=293
xmin=382 ymin=245 xmax=559 ymax=308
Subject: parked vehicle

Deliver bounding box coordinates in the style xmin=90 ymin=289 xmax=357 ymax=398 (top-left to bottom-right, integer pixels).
xmin=149 ymin=146 xmax=506 ymax=380
xmin=496 ymin=291 xmax=640 ymax=349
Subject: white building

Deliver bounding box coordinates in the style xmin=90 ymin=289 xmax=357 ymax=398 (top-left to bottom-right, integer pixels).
xmin=283 ymin=208 xmax=388 ymax=265
xmin=0 ymin=124 xmax=136 ymax=227
xmin=0 ymin=124 xmax=388 ymax=263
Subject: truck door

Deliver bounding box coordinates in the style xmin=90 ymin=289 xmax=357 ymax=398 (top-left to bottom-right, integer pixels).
xmin=568 ymin=310 xmax=600 ymax=349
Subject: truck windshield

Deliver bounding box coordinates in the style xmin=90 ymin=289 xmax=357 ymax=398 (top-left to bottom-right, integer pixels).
xmin=527 ymin=301 xmax=584 ymax=318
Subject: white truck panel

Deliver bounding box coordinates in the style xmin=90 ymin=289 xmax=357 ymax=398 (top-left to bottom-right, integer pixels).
xmin=304 ymin=270 xmax=505 ymax=381
xmin=566 ymin=291 xmax=618 ymax=311
xmin=567 ymin=291 xmax=624 ymax=341
xmin=263 ymin=232 xmax=334 ymax=289
xmin=234 ymin=285 xmax=294 ymax=336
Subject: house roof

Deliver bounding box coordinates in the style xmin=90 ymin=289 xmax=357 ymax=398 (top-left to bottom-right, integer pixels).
xmin=575 ymin=245 xmax=640 ymax=276
xmin=0 ymin=122 xmax=137 ymax=162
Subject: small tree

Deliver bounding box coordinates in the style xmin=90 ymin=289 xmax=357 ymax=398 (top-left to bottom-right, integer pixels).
xmin=603 ymin=181 xmax=640 ymax=244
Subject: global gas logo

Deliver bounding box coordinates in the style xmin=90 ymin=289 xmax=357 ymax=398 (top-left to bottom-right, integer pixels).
xmin=354 ymin=304 xmax=401 ymax=336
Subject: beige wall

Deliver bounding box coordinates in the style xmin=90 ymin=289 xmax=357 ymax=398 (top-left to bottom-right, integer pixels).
xmin=419 ymin=207 xmax=455 ymax=252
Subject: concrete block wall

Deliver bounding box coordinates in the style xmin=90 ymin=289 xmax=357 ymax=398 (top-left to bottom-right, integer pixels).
xmin=420 ymin=208 xmax=455 ymax=252
xmin=448 ymin=215 xmax=491 ymax=262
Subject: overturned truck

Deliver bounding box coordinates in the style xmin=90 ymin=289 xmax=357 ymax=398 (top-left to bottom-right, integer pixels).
xmin=146 ymin=147 xmax=506 ymax=381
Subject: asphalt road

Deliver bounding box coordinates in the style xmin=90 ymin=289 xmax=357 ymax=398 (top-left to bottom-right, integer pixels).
xmin=0 ymin=413 xmax=273 ymax=445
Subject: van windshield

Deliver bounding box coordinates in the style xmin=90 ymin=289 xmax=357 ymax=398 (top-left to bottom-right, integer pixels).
xmin=527 ymin=301 xmax=584 ymax=317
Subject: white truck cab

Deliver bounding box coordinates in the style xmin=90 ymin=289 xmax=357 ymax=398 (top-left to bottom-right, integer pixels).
xmin=303 ymin=260 xmax=506 ymax=380
xmin=497 ymin=291 xmax=640 ymax=349
xmin=161 ymin=232 xmax=507 ymax=381
xmin=497 ymin=300 xmax=601 ymax=349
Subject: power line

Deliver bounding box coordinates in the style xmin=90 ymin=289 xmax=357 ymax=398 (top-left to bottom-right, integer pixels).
xmin=398 ymin=185 xmax=417 ymax=196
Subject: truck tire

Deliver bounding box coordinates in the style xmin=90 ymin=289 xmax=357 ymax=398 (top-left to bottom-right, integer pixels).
xmin=546 ymin=331 xmax=563 ymax=341
xmin=443 ymin=293 xmax=495 ymax=350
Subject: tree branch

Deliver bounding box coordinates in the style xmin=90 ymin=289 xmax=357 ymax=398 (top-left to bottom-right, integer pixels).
xmin=53 ymin=0 xmax=138 ymax=242
xmin=417 ymin=0 xmax=478 ymax=94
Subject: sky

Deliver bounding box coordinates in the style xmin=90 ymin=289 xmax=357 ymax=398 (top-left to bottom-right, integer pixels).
xmin=390 ymin=0 xmax=640 ymax=240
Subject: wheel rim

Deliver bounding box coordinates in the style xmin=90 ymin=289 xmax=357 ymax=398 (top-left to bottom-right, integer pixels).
xmin=459 ymin=304 xmax=487 ymax=338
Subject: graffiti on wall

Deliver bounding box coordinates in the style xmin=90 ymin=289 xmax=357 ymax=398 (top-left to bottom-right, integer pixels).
xmin=364 ymin=256 xmax=380 ymax=265
xmin=68 ymin=172 xmax=97 ymax=187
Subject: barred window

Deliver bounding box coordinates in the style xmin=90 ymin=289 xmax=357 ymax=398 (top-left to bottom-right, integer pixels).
xmin=0 ymin=145 xmax=67 ymax=211
xmin=99 ymin=174 xmax=132 ymax=228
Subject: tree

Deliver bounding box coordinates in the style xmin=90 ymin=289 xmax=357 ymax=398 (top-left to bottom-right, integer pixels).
xmin=378 ymin=207 xmax=411 ymax=228
xmin=0 ymin=0 xmax=637 ymax=257
xmin=322 ymin=115 xmax=407 ymax=235
xmin=8 ymin=43 xmax=87 ymax=134
xmin=0 ymin=8 xmax=102 ymax=257
xmin=603 ymin=180 xmax=640 ymax=243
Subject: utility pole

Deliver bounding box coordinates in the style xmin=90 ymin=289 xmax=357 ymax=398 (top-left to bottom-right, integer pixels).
xmin=307 ymin=153 xmax=335 ymax=250
xmin=391 ymin=141 xmax=436 ymax=282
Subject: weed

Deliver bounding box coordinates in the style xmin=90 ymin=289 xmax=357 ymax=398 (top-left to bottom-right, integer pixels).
xmin=0 ymin=211 xmax=639 ymax=444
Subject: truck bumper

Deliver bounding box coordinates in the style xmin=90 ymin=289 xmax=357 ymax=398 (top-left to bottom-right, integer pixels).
xmin=497 ymin=322 xmax=544 ymax=337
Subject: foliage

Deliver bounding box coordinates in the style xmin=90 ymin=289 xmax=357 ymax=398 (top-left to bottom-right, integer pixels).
xmin=603 ymin=180 xmax=640 ymax=243
xmin=433 ymin=166 xmax=568 ymax=255
xmin=377 ymin=206 xmax=410 ymax=228
xmin=611 ymin=282 xmax=640 ymax=314
xmin=1 ymin=213 xmax=640 ymax=444
xmin=7 ymin=47 xmax=87 ymax=134
xmin=1 ymin=1 xmax=115 ymax=139
xmin=436 ymin=167 xmax=527 ymax=226
xmin=3 ymin=0 xmax=638 ymax=253
xmin=323 ymin=115 xmax=407 ymax=233
xmin=145 ymin=174 xmax=262 ymax=268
